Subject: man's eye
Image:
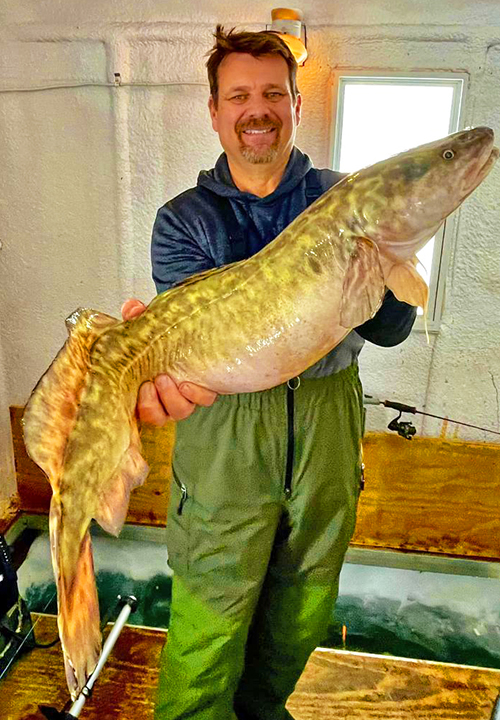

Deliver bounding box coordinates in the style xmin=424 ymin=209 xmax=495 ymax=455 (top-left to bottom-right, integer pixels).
xmin=230 ymin=95 xmax=247 ymax=102
xmin=267 ymin=92 xmax=284 ymax=100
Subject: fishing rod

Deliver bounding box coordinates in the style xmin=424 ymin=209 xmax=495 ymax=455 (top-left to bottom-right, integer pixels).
xmin=364 ymin=395 xmax=500 ymax=441
xmin=491 ymin=693 xmax=500 ymax=720
xmin=39 ymin=595 xmax=138 ymax=720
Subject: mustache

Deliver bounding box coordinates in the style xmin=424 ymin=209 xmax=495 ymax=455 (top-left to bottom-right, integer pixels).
xmin=236 ymin=117 xmax=282 ymax=134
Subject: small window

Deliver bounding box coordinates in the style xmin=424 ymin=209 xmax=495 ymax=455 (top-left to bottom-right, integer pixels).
xmin=331 ymin=73 xmax=467 ymax=330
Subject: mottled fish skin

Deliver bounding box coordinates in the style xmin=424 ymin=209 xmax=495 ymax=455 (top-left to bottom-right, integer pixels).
xmin=91 ymin=216 xmax=384 ymax=394
xmin=90 ymin=128 xmax=498 ymax=394
xmin=22 ymin=127 xmax=498 ymax=698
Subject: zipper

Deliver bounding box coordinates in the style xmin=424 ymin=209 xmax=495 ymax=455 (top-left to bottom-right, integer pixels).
xmin=173 ymin=475 xmax=188 ymax=516
xmin=284 ymin=377 xmax=300 ymax=498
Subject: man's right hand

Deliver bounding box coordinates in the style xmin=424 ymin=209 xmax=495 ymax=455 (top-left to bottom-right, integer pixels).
xmin=121 ymin=298 xmax=218 ymax=425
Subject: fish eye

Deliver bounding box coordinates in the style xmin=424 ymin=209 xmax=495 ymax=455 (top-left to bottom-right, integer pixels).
xmin=442 ymin=149 xmax=455 ymax=160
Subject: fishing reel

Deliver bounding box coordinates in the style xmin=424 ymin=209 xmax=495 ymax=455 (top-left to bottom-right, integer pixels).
xmin=388 ymin=411 xmax=417 ymax=440
xmin=364 ymin=396 xmax=418 ymax=440
xmin=364 ymin=394 xmax=500 ymax=441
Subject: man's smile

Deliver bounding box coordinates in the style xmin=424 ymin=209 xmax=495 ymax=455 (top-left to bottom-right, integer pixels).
xmin=238 ymin=122 xmax=281 ymax=150
xmin=243 ymin=128 xmax=276 ymax=135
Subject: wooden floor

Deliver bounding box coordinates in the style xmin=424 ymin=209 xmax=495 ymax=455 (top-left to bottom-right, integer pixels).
xmin=3 ymin=616 xmax=500 ymax=719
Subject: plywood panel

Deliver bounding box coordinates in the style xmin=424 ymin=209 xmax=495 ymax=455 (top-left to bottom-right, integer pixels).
xmin=8 ymin=406 xmax=500 ymax=559
xmin=0 ymin=497 xmax=20 ymax=534
xmin=353 ymin=433 xmax=500 ymax=558
xmin=3 ymin=615 xmax=500 ymax=720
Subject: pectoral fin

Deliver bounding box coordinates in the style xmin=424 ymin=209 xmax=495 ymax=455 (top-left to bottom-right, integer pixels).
xmin=386 ymin=260 xmax=429 ymax=310
xmin=340 ymin=237 xmax=386 ymax=328
xmin=94 ymin=422 xmax=149 ymax=536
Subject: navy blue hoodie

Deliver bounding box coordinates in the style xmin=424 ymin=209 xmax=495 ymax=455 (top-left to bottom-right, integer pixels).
xmin=151 ymin=148 xmax=416 ymax=378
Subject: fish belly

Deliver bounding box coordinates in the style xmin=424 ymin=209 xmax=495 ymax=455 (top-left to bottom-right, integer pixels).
xmin=143 ymin=258 xmax=350 ymax=393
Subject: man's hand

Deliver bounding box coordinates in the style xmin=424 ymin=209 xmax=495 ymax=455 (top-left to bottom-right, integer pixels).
xmin=121 ymin=298 xmax=218 ymax=425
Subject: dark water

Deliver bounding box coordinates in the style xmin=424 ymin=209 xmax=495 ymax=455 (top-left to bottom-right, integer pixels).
xmin=327 ymin=595 xmax=500 ymax=669
xmin=25 ymin=571 xmax=173 ymax=630
xmin=14 ymin=526 xmax=500 ymax=670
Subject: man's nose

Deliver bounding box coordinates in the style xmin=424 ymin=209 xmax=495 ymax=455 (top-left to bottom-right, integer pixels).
xmin=245 ymin=94 xmax=272 ymax=118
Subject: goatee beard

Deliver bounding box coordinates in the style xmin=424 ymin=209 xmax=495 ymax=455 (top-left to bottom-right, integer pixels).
xmin=240 ymin=144 xmax=280 ymax=164
xmin=236 ymin=117 xmax=281 ymax=165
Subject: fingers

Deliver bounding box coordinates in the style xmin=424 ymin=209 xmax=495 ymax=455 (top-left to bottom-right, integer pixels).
xmin=136 ymin=375 xmax=202 ymax=425
xmin=121 ymin=298 xmax=147 ymax=321
xmin=137 ymin=381 xmax=170 ymax=426
xmin=154 ymin=375 xmax=203 ymax=421
xmin=179 ymin=382 xmax=218 ymax=407
xmin=137 ymin=375 xmax=219 ymax=426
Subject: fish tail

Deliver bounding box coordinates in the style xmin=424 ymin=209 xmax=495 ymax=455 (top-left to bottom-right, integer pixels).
xmin=23 ymin=308 xmax=119 ymax=481
xmin=23 ymin=307 xmax=149 ymax=698
xmin=50 ymin=494 xmax=101 ymax=699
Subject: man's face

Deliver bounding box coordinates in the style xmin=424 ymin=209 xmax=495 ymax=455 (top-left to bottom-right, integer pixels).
xmin=208 ymin=53 xmax=302 ymax=167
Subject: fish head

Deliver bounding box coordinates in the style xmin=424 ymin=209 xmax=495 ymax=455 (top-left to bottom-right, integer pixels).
xmin=349 ymin=126 xmax=498 ymax=261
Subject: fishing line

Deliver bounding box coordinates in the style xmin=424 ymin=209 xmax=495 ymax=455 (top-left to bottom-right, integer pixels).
xmin=414 ymin=409 xmax=500 ymax=435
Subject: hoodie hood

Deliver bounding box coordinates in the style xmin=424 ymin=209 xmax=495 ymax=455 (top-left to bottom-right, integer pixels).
xmin=197 ymin=147 xmax=313 ymax=204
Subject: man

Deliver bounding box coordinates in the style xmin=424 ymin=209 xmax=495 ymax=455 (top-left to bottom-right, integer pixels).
xmin=122 ymin=25 xmax=416 ymax=720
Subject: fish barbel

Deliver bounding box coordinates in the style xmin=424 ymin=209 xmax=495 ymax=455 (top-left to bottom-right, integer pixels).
xmin=23 ymin=127 xmax=498 ymax=697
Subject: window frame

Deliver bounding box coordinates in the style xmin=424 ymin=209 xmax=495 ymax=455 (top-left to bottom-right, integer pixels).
xmin=330 ymin=71 xmax=468 ymax=332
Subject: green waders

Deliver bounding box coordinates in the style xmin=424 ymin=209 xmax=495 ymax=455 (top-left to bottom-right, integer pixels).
xmin=155 ymin=364 xmax=365 ymax=720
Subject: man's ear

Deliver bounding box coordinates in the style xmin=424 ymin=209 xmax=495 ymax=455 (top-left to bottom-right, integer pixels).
xmin=208 ymin=95 xmax=218 ymax=132
xmin=294 ymin=93 xmax=302 ymax=127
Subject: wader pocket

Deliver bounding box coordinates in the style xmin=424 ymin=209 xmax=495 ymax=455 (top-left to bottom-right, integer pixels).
xmin=359 ymin=403 xmax=366 ymax=493
xmin=173 ymin=475 xmax=188 ymax=516
xmin=166 ymin=470 xmax=190 ymax=573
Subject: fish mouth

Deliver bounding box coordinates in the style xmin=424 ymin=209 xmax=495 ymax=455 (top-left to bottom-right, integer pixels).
xmin=476 ymin=145 xmax=499 ymax=183
xmin=463 ymin=128 xmax=498 ymax=194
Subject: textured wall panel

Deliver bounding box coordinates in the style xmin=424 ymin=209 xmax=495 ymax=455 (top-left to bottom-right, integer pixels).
xmin=0 ymin=39 xmax=107 ymax=89
xmin=0 ymin=86 xmax=121 ymax=403
xmin=2 ymin=0 xmax=500 ymax=29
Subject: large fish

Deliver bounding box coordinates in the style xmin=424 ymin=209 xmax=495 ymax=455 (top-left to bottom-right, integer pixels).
xmin=23 ymin=127 xmax=497 ymax=697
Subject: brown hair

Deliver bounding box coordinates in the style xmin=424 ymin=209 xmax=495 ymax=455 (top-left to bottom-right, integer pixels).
xmin=206 ymin=24 xmax=299 ymax=106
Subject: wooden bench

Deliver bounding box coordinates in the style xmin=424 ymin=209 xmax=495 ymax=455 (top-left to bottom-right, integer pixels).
xmin=7 ymin=405 xmax=500 ymax=559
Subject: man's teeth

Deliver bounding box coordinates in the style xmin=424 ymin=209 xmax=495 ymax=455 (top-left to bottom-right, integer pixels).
xmin=244 ymin=128 xmax=275 ymax=134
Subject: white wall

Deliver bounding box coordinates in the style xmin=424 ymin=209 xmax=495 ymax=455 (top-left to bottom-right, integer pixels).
xmin=1 ymin=2 xmax=500 ymax=504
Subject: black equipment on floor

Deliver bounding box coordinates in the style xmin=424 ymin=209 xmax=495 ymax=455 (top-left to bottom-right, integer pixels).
xmin=0 ymin=533 xmax=34 ymax=677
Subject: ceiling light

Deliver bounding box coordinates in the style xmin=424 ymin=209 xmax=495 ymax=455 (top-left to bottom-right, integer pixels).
xmin=270 ymin=8 xmax=308 ymax=66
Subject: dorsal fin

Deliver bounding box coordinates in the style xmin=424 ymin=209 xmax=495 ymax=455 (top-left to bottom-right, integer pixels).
xmin=23 ymin=308 xmax=119 ymax=485
xmin=64 ymin=307 xmax=118 ymax=336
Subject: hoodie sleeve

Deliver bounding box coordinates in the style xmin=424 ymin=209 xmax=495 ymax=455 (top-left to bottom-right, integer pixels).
xmin=151 ymin=201 xmax=215 ymax=294
xmin=355 ymin=289 xmax=417 ymax=346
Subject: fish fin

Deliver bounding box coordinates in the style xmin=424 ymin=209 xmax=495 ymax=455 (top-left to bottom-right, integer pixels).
xmin=340 ymin=237 xmax=386 ymax=328
xmin=50 ymin=495 xmax=101 ymax=699
xmin=386 ymin=261 xmax=429 ymax=310
xmin=23 ymin=308 xmax=119 ymax=484
xmin=94 ymin=421 xmax=149 ymax=536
